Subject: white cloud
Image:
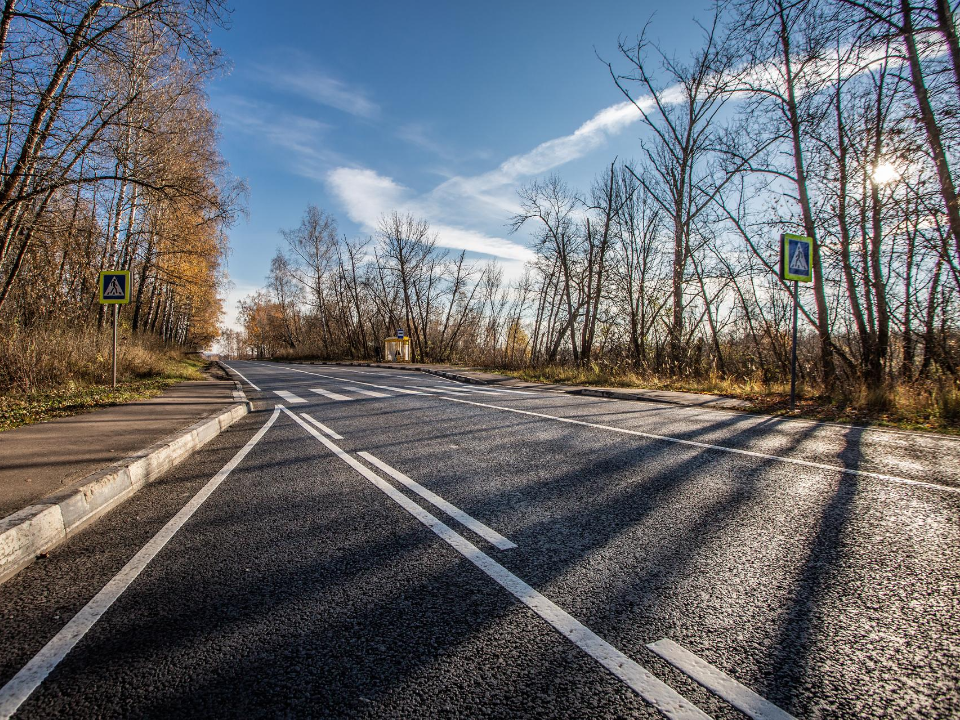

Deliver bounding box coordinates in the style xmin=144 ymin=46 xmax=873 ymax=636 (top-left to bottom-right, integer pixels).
xmin=321 ymin=95 xmax=681 ymax=266
xmin=326 ymin=167 xmax=535 ymax=263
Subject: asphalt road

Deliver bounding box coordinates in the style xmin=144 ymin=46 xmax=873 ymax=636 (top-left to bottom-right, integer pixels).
xmin=2 ymin=361 xmax=958 ymax=719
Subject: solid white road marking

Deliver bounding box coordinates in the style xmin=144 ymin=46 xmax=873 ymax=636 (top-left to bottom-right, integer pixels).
xmin=0 ymin=407 xmax=283 ymax=720
xmin=221 ymin=363 xmax=261 ymax=391
xmin=434 ymin=397 xmax=959 ymax=494
xmin=274 ymin=390 xmax=307 ymax=404
xmin=342 ymin=386 xmax=391 ymax=398
xmin=408 ymin=386 xmax=474 ymax=395
xmin=310 ymin=387 xmax=352 ymax=401
xmin=647 ymin=639 xmax=796 ymax=720
xmin=280 ymin=407 xmax=709 ymax=720
xmin=301 ymin=413 xmax=344 ymax=440
xmin=261 ymin=364 xmax=960 ymax=441
xmin=357 ymin=451 xmax=517 ymax=550
xmin=269 ymin=364 xmax=958 ymax=493
xmin=371 ymin=384 xmax=428 ymax=395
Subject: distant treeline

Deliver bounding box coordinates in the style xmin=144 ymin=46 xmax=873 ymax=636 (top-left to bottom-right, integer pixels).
xmin=0 ymin=1 xmax=240 ymax=348
xmin=228 ymin=0 xmax=959 ymax=392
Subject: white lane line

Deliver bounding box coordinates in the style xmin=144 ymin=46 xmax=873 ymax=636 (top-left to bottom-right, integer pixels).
xmin=447 ymin=387 xmax=503 ymax=396
xmin=342 ymin=386 xmax=391 ymax=398
xmin=274 ymin=390 xmax=307 ymax=404
xmin=478 ymin=387 xmax=536 ymax=395
xmin=0 ymin=407 xmax=283 ymax=720
xmin=370 ymin=384 xmax=428 ymax=395
xmin=271 ymin=364 xmax=959 ymax=493
xmin=301 ymin=413 xmax=343 ymax=439
xmin=357 ymin=451 xmax=517 ymax=551
xmin=434 ymin=396 xmax=960 ymax=495
xmin=438 ymin=380 xmax=535 ymax=396
xmin=647 ymin=639 xmax=796 ymax=720
xmin=279 ymin=406 xmax=708 ymax=720
xmin=310 ymin=387 xmax=353 ymax=402
xmin=221 ymin=363 xmax=261 ymax=391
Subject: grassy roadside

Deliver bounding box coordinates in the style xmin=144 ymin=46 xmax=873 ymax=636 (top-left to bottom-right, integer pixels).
xmin=0 ymin=357 xmax=206 ymax=432
xmin=490 ymin=364 xmax=960 ymax=435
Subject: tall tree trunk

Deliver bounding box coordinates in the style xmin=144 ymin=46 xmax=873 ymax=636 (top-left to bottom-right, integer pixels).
xmin=779 ymin=2 xmax=837 ymax=386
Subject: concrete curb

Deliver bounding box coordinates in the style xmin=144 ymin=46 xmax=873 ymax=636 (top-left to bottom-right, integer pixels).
xmin=0 ymin=394 xmax=249 ymax=585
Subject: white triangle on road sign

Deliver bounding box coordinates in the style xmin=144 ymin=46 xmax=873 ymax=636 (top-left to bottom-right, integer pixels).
xmin=790 ymin=243 xmax=809 ymax=273
xmin=104 ymin=276 xmax=124 ymax=298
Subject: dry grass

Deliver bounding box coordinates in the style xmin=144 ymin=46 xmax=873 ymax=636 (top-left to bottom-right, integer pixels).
xmin=493 ymin=363 xmax=960 ymax=434
xmin=0 ymin=323 xmax=206 ymax=431
xmin=0 ymin=322 xmax=203 ymax=394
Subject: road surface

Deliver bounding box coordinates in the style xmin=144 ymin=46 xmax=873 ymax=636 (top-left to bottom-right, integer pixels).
xmin=2 ymin=361 xmax=958 ymax=719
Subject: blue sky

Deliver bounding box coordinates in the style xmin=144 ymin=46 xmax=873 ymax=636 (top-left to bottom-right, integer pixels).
xmin=209 ymin=0 xmax=714 ymax=327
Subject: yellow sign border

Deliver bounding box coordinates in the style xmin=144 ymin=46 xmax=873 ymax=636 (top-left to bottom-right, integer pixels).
xmin=780 ymin=234 xmax=813 ymax=283
xmin=99 ymin=270 xmax=131 ymax=304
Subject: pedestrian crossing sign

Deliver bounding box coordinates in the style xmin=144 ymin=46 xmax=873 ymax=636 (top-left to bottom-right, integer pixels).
xmin=780 ymin=233 xmax=813 ymax=283
xmin=99 ymin=270 xmax=130 ymax=304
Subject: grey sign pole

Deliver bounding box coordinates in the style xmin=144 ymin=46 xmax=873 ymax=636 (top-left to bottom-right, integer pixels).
xmin=112 ymin=304 xmax=118 ymax=389
xmin=790 ymin=280 xmax=798 ymax=411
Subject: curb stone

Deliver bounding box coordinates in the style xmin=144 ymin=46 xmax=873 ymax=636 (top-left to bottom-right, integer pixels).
xmin=0 ymin=383 xmax=249 ymax=585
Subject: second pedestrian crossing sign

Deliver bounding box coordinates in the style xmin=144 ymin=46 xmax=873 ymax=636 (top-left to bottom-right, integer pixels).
xmin=780 ymin=233 xmax=813 ymax=283
xmin=99 ymin=270 xmax=130 ymax=304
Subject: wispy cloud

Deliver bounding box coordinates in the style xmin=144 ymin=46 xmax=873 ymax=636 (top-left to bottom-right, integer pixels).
xmin=251 ymin=52 xmax=379 ymax=118
xmin=216 ymin=95 xmax=348 ymax=180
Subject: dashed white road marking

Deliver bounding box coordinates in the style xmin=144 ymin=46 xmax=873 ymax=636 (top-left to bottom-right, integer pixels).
xmin=357 ymin=451 xmax=517 ymax=550
xmin=647 ymin=639 xmax=796 ymax=720
xmin=280 ymin=406 xmax=708 ymax=720
xmin=342 ymin=386 xmax=391 ymax=398
xmin=274 ymin=390 xmax=307 ymax=404
xmin=310 ymin=387 xmax=352 ymax=401
xmin=0 ymin=407 xmax=283 ymax=720
xmin=221 ymin=363 xmax=261 ymax=391
xmin=301 ymin=413 xmax=344 ymax=439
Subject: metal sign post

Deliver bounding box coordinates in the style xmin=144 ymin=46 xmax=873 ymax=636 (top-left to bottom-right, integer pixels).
xmin=98 ymin=270 xmax=131 ymax=389
xmin=779 ymin=234 xmax=814 ymax=411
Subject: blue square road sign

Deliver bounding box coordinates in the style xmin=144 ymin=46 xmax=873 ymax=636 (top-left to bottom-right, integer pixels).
xmin=780 ymin=234 xmax=813 ymax=283
xmin=99 ymin=270 xmax=130 ymax=304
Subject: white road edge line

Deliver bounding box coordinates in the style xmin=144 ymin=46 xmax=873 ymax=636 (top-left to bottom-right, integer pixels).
xmin=221 ymin=362 xmax=261 ymax=391
xmin=433 ymin=397 xmax=959 ymax=495
xmin=0 ymin=406 xmax=283 ymax=720
xmin=647 ymin=639 xmax=796 ymax=720
xmin=373 ymin=385 xmax=428 ymax=395
xmin=274 ymin=390 xmax=307 ymax=404
xmin=269 ymin=364 xmax=958 ymax=493
xmin=356 ymin=451 xmax=517 ymax=551
xmin=279 ymin=406 xmax=709 ymax=720
xmin=301 ymin=413 xmax=344 ymax=440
